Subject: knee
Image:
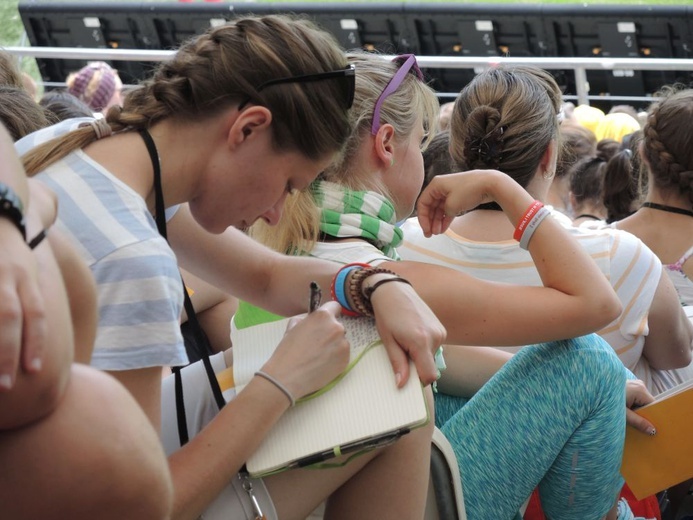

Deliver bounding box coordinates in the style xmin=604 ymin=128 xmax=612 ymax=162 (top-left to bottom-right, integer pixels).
xmin=71 ymin=365 xmax=174 ymax=519
xmin=0 ymin=365 xmax=173 ymax=519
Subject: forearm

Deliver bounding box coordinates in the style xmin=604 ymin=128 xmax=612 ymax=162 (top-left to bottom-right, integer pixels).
xmin=437 ymin=345 xmax=512 ymax=397
xmin=489 ymin=172 xmax=620 ymax=318
xmin=170 ymin=207 xmax=339 ymax=316
xmin=168 ymin=377 xmax=290 ymax=520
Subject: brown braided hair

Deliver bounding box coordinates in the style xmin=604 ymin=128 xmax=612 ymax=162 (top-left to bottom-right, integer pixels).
xmin=22 ymin=15 xmax=351 ymax=176
xmin=449 ymin=66 xmax=561 ymax=189
xmin=642 ymin=86 xmax=693 ymax=206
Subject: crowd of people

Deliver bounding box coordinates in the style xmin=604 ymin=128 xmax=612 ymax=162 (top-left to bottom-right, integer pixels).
xmin=0 ymin=13 xmax=691 ymax=520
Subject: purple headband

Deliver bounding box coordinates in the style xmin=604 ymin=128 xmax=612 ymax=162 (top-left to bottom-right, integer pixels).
xmin=371 ymin=54 xmax=424 ymax=135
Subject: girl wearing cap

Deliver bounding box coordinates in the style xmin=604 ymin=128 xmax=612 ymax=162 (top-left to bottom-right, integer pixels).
xmin=66 ymin=61 xmax=123 ymax=114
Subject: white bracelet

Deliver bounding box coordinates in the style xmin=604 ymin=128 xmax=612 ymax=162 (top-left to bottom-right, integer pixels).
xmin=519 ymin=206 xmax=550 ymax=250
xmin=254 ymin=371 xmax=295 ymax=407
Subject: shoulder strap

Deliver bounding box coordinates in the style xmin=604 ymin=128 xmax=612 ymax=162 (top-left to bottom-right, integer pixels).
xmin=138 ymin=129 xmax=226 ymax=448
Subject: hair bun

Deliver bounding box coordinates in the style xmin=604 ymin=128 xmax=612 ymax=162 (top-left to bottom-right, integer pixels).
xmin=464 ymin=106 xmax=504 ymax=168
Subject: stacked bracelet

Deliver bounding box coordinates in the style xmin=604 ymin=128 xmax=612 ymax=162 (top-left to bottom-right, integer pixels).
xmin=254 ymin=371 xmax=295 ymax=407
xmin=331 ymin=263 xmax=371 ymax=317
xmin=348 ymin=267 xmax=404 ymax=318
xmin=331 ymin=263 xmax=413 ymax=318
xmin=514 ymin=201 xmax=550 ymax=250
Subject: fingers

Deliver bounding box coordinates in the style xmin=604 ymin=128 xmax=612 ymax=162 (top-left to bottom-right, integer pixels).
xmin=626 ymin=409 xmax=656 ymax=436
xmin=379 ymin=335 xmax=410 ymax=388
xmin=625 ymin=379 xmax=655 ymax=408
xmin=407 ymin=347 xmax=438 ymax=387
xmin=625 ymin=379 xmax=656 ymax=436
xmin=0 ymin=285 xmax=22 ymax=390
xmin=18 ymin=274 xmax=46 ymax=375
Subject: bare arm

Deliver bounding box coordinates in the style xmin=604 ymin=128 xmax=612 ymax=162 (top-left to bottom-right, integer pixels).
xmin=111 ymin=303 xmax=354 ymax=520
xmin=399 ymin=170 xmax=621 ymax=345
xmin=642 ymin=268 xmax=693 ymax=370
xmin=167 ymin=205 xmax=445 ymax=385
xmin=0 ymin=127 xmax=47 ymax=389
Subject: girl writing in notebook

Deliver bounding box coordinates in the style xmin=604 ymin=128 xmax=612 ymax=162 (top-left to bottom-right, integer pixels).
xmin=16 ymin=17 xmax=444 ymax=520
xmin=244 ymin=52 xmax=655 ymax=520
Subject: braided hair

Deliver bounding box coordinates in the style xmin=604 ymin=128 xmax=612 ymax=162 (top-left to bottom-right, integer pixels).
xmin=642 ymin=86 xmax=693 ymax=206
xmin=23 ymin=15 xmax=351 ymax=176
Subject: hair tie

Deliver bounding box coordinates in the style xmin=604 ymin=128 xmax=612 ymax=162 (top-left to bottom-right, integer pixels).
xmin=79 ymin=118 xmax=113 ymax=140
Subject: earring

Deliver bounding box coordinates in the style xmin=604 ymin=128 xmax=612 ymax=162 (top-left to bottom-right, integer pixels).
xmin=390 ymin=158 xmax=395 ymax=167
xmin=542 ymin=169 xmax=555 ymax=180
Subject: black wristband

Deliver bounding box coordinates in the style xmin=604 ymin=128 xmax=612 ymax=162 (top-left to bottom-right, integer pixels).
xmin=0 ymin=182 xmax=26 ymax=241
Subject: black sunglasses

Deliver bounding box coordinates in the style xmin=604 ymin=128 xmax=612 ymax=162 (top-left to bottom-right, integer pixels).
xmin=238 ymin=64 xmax=356 ymax=110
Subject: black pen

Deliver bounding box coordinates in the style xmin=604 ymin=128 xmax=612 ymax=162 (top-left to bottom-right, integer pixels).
xmin=309 ymin=281 xmax=322 ymax=313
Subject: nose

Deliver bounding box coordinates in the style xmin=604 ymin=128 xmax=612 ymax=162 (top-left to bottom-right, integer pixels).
xmin=260 ymin=192 xmax=287 ymax=226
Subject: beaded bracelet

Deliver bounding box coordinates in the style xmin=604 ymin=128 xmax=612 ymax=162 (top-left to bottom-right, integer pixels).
xmin=348 ymin=267 xmax=399 ymax=317
xmin=331 ymin=263 xmax=371 ymax=317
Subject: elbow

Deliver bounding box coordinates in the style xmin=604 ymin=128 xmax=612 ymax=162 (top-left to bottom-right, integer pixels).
xmin=591 ymin=292 xmax=622 ymax=331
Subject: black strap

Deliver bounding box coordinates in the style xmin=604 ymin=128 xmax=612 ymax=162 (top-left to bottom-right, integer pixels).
xmin=574 ymin=214 xmax=602 ymax=221
xmin=138 ymin=129 xmax=226 ymax=448
xmin=174 ymin=369 xmax=189 ymax=445
xmin=641 ymin=202 xmax=693 ymax=218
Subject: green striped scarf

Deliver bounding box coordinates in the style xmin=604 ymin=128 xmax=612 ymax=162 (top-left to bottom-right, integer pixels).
xmin=312 ymin=180 xmax=403 ymax=260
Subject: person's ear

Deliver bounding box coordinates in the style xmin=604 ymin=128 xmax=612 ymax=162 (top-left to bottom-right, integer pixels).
xmin=227 ymin=106 xmax=272 ymax=149
xmin=374 ymin=123 xmax=396 ymax=168
xmin=540 ymin=139 xmax=558 ymax=173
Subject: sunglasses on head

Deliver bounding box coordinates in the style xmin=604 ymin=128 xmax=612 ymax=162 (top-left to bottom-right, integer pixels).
xmin=238 ymin=64 xmax=356 ymax=110
xmin=371 ymin=54 xmax=424 ymax=136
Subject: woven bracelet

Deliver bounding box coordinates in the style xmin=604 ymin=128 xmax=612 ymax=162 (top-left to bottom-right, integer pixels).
xmin=349 ymin=267 xmax=399 ymax=317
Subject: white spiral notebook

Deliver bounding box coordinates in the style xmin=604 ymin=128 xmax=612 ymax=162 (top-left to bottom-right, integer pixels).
xmin=232 ymin=316 xmax=430 ymax=478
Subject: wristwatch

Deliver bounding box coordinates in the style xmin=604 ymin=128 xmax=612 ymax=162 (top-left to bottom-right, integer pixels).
xmin=0 ymin=182 xmax=26 ymax=240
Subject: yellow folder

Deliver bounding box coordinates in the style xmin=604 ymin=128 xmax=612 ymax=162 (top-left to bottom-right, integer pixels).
xmin=621 ymin=380 xmax=693 ymax=500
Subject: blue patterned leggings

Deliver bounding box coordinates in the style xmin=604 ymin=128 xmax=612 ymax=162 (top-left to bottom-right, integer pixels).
xmin=435 ymin=334 xmax=627 ymax=520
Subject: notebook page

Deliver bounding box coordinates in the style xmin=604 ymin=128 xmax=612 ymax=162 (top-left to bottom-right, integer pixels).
xmin=231 ymin=316 xmax=428 ymax=477
xmin=232 ymin=316 xmax=381 ymax=394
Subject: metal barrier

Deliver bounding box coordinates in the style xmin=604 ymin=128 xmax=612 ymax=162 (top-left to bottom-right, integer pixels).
xmin=5 ymin=45 xmax=693 ymax=106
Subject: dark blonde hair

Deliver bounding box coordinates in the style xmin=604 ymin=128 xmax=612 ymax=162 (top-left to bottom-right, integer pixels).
xmin=569 ymin=155 xmax=607 ymax=208
xmin=0 ymin=51 xmax=24 ymax=89
xmin=642 ymin=86 xmax=693 ymax=205
xmin=556 ymin=123 xmax=597 ymax=179
xmin=22 ymin=15 xmax=351 ymax=176
xmin=600 ymin=131 xmax=644 ymax=223
xmin=449 ymin=66 xmax=562 ymax=188
xmin=251 ymin=52 xmax=440 ymax=253
xmin=0 ymin=86 xmax=53 ymax=141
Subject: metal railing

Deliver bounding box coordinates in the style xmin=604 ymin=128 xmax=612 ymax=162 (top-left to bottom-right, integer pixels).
xmin=6 ymin=45 xmax=693 ymax=106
